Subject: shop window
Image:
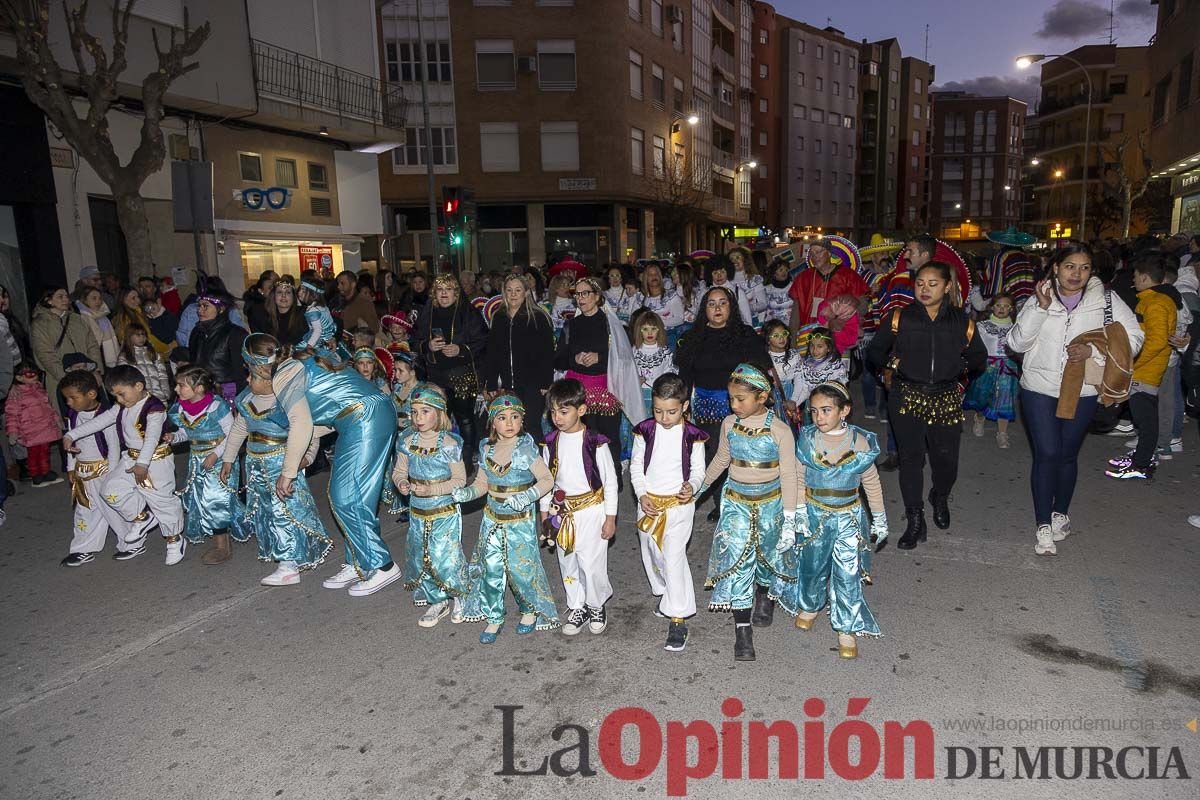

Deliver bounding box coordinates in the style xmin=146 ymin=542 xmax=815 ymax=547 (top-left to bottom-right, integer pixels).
xmin=239 ymin=152 xmax=262 ymax=182
xmin=308 ymin=162 xmax=329 ymax=191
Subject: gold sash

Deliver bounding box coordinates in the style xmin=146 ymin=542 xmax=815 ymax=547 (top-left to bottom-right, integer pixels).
xmin=732 ymin=458 xmax=779 ymax=469
xmin=71 ymin=458 xmax=109 ymax=508
xmin=636 ymin=491 xmax=692 ymax=550
xmin=249 ymin=432 xmax=288 ymax=445
xmin=554 ymin=488 xmax=605 ymax=555
xmin=125 ymin=444 xmax=172 ymax=488
xmin=806 ymin=487 xmax=861 ymax=513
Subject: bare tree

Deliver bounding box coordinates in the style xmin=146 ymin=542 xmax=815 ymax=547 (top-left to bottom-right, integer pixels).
xmin=1101 ymin=131 xmax=1153 ymax=240
xmin=0 ymin=0 xmax=210 ymax=277
xmin=642 ymin=153 xmax=712 ymax=256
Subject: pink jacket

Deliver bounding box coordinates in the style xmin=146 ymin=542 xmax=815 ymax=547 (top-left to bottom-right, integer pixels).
xmin=818 ymin=298 xmax=861 ymax=355
xmin=5 ymin=382 xmax=62 ymax=447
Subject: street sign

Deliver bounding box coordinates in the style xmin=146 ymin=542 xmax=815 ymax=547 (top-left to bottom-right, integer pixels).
xmin=559 ymin=178 xmax=597 ymax=191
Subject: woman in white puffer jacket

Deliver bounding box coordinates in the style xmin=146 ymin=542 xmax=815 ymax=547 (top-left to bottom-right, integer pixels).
xmin=1007 ymin=243 xmax=1143 ymax=557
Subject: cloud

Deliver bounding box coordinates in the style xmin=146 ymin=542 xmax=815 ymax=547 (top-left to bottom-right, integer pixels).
xmin=1035 ymin=0 xmax=1111 ymax=39
xmin=932 ymin=75 xmax=1041 ymax=108
xmin=1115 ymin=0 xmax=1156 ymax=22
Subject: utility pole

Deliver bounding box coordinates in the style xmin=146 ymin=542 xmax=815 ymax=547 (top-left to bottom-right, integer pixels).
xmin=415 ymin=0 xmax=442 ymax=272
xmin=924 ymin=24 xmax=929 ymax=62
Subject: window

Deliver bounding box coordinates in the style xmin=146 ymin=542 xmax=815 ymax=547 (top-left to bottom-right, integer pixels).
xmin=390 ymin=41 xmax=451 ymax=82
xmin=395 ymin=127 xmax=458 ymax=167
xmin=815 ymin=76 xmax=823 ymax=91
xmin=275 ymin=158 xmax=297 ymax=187
xmin=1109 ymin=74 xmax=1128 ymax=95
xmin=843 ymin=115 xmax=854 ymax=129
xmin=538 ymin=41 xmax=576 ymax=90
xmin=759 ymin=28 xmax=768 ymax=45
xmin=239 ymin=152 xmax=262 ymax=182
xmin=651 ymin=63 xmax=665 ymax=106
xmin=797 ymin=38 xmax=805 ymax=54
xmin=832 ymin=81 xmax=840 ymax=96
xmin=912 ymin=130 xmax=920 ymax=146
xmin=833 ymin=49 xmax=840 ymax=66
xmin=1153 ymin=75 xmax=1171 ymax=123
xmin=757 ymin=163 xmax=766 ymax=179
xmin=846 ymin=171 xmax=852 ymax=184
xmin=910 ymin=181 xmax=917 ymax=198
xmin=848 ymin=84 xmax=856 ymax=100
xmin=831 ymin=171 xmax=838 ymax=184
xmin=814 ymin=169 xmax=821 ymax=183
xmin=759 ymin=98 xmax=768 ymax=113
xmin=911 ymin=155 xmax=919 ymax=168
xmin=628 ymin=0 xmax=641 ymax=21
xmin=797 ymin=72 xmax=805 ymax=87
xmin=797 ymin=136 xmax=805 ymax=151
xmin=815 ymin=139 xmax=822 ymax=154
xmin=867 ymin=61 xmax=878 ymax=76
xmin=887 ymin=152 xmax=895 ymax=165
xmin=831 ymin=141 xmax=839 ymax=156
xmin=476 ymin=40 xmax=515 ymax=90
xmin=629 ymin=50 xmax=643 ymax=99
xmin=811 ymin=108 xmax=824 ymax=123
xmin=889 ymin=69 xmax=898 ymax=83
xmin=673 ymin=77 xmax=685 ymax=112
xmin=849 ymin=55 xmax=856 ymax=70
xmin=914 ymin=77 xmax=923 ymax=95
xmin=889 ymin=96 xmax=897 ymax=111
xmin=888 ymin=124 xmax=895 ymax=137
xmin=480 ymin=122 xmax=520 ymax=172
xmin=758 ymin=197 xmax=767 ymax=210
xmin=1179 ymin=53 xmax=1194 ymax=111
xmin=652 ymin=135 xmax=666 ymax=177
xmin=1104 ymin=113 xmax=1125 ymax=133
xmin=829 ymin=112 xmax=842 ymax=127
xmin=759 ymin=64 xmax=768 ymax=79
xmin=541 ymin=122 xmax=579 ymax=171
xmin=814 ymin=199 xmax=821 ymax=214
xmin=650 ymin=0 xmax=663 ymax=34
xmin=758 ymin=131 xmax=767 ymax=146
xmin=913 ymin=102 xmax=921 ymax=119
xmin=792 ymin=104 xmax=806 ymax=119
xmin=310 ymin=197 xmax=332 ymax=217
xmin=308 ymin=162 xmax=328 ymax=191
xmin=816 ymin=44 xmax=824 ymax=60
xmin=631 ymin=127 xmax=645 ymax=174
xmin=847 ymin=144 xmax=853 ymax=159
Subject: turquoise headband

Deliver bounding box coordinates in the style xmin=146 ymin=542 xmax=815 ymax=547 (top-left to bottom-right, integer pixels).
xmin=353 ymin=347 xmax=376 ymax=362
xmin=409 ymin=382 xmax=448 ymax=412
xmin=241 ymin=338 xmax=279 ymax=368
xmin=730 ymin=363 xmax=771 ymax=393
xmin=487 ymin=394 xmax=525 ymax=423
xmin=299 ymin=280 xmax=323 ymax=295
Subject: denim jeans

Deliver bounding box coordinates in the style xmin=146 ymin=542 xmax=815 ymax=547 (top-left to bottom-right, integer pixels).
xmin=1020 ymin=389 xmax=1097 ymax=525
xmin=1156 ymin=362 xmax=1183 ymax=446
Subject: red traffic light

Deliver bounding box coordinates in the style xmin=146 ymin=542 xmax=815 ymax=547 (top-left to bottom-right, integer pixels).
xmin=444 ymin=199 xmax=459 ymax=215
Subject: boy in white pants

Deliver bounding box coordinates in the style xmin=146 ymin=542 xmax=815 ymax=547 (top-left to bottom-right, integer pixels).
xmin=63 ymin=365 xmax=184 ymax=565
xmin=631 ymin=373 xmax=708 ymax=652
xmin=59 ymin=371 xmax=131 ymax=565
xmin=541 ymin=378 xmax=618 ymax=636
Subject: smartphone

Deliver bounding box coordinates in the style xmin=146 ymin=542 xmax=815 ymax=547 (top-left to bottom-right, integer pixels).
xmin=431 ymin=327 xmax=444 ymax=340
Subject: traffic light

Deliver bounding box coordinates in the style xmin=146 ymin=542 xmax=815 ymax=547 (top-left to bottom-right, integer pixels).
xmin=442 ymin=186 xmax=462 ymax=221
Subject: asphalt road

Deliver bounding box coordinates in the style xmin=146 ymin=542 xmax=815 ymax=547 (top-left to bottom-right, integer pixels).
xmin=1 ymin=416 xmax=1198 ymax=799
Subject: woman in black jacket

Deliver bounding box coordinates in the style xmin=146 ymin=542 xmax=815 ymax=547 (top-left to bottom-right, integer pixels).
xmin=483 ymin=273 xmax=555 ymax=442
xmin=414 ymin=274 xmax=488 ymax=461
xmin=867 ymin=261 xmax=986 ymax=549
xmin=674 ymin=285 xmax=771 ymax=520
xmin=188 ymin=294 xmax=248 ymax=403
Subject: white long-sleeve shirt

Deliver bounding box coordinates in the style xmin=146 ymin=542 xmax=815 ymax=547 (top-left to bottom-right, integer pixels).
xmin=66 ymin=406 xmax=121 ymax=472
xmin=68 ymin=395 xmax=165 ymax=467
xmin=630 ymin=423 xmax=706 ymax=497
xmin=170 ymin=398 xmax=234 ymax=445
xmin=540 ymin=429 xmax=618 ymax=516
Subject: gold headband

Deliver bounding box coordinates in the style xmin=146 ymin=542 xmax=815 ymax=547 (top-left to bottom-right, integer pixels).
xmin=814 ymin=381 xmax=850 ymax=399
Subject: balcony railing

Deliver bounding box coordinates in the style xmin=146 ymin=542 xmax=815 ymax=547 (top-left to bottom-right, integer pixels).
xmin=714 ymin=197 xmax=735 ymax=218
xmin=713 ymin=149 xmax=735 ymax=171
xmin=713 ymin=0 xmax=736 ymax=27
xmin=714 ymin=99 xmax=736 ymax=123
xmin=252 ymin=39 xmax=408 ymax=129
xmin=712 ymin=45 xmax=736 ymax=77
xmin=1037 ymin=92 xmax=1113 ymax=116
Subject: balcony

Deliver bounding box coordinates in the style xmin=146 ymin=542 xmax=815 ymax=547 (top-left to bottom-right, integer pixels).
xmin=713 ymin=149 xmax=736 ymax=172
xmin=1037 ymin=92 xmax=1113 ymax=118
xmin=713 ymin=99 xmax=736 ymax=126
xmin=252 ymin=39 xmax=407 ymax=137
xmin=712 ymin=45 xmax=736 ymax=79
xmin=714 ymin=197 xmax=736 ymax=218
xmin=712 ymin=0 xmax=736 ymax=30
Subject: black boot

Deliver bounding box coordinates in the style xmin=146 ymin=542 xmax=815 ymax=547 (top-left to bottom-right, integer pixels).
xmin=897 ymin=507 xmax=927 ymax=550
xmin=928 ymin=489 xmax=950 ymax=530
xmin=734 ymin=624 xmax=756 ymax=661
xmin=876 ymin=453 xmax=899 ymax=472
xmin=751 ymin=584 xmax=775 ymax=627
xmin=706 ymin=505 xmax=721 ymax=523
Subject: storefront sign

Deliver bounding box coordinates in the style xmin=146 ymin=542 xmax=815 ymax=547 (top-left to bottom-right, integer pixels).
xmin=49 ymin=147 xmax=74 ymax=169
xmin=1171 ymin=168 xmax=1200 ymax=196
xmin=298 ymin=245 xmax=335 ymax=274
xmin=559 ymin=178 xmax=597 ymax=191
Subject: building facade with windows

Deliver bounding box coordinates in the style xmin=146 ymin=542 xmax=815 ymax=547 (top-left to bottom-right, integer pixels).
xmin=855 ymin=38 xmax=904 ymax=240
xmin=929 ymin=93 xmax=1026 ymax=241
xmin=897 ymin=56 xmax=934 ymax=231
xmin=378 ymin=0 xmax=754 ymax=271
xmin=1146 ymin=0 xmax=1200 ymax=234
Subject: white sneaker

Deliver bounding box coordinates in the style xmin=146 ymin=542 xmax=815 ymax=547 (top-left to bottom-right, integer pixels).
xmin=322 ymin=563 xmax=359 ymax=589
xmin=996 ymin=431 xmax=1010 ymax=449
xmin=1188 ymin=515 xmax=1200 ymax=529
xmin=418 ymin=600 xmax=450 ymax=627
xmin=1108 ymin=421 xmax=1135 ymax=435
xmin=347 ymin=563 xmax=402 ymax=596
xmin=450 ymin=598 xmax=465 ymax=624
xmin=1050 ymin=512 xmax=1071 ymax=542
xmin=972 ymin=416 xmax=985 ymax=437
xmin=0 ymin=508 xmax=6 ymax=527
xmin=1169 ymin=437 xmax=1183 ymax=453
xmin=261 ymin=562 xmax=300 ymax=586
xmin=164 ymin=537 xmax=186 ymax=566
xmin=124 ymin=510 xmax=156 ymax=543
xmin=1034 ymin=525 xmax=1056 ymax=556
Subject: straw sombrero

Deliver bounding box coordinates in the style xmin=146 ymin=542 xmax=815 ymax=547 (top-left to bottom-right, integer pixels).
xmin=859 ymin=233 xmax=904 ymax=257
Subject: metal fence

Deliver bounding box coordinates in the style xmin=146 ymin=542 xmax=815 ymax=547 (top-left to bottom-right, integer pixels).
xmin=252 ymin=39 xmax=407 ymax=129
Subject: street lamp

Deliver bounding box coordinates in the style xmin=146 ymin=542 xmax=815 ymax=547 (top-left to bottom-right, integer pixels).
xmin=672 ymin=114 xmax=700 ymax=134
xmin=1054 ymin=168 xmax=1064 ymax=179
xmin=1017 ymin=52 xmax=1093 ymax=241
xmin=736 ymin=160 xmax=758 ymax=172
xmin=1030 ymin=158 xmax=1040 ymax=165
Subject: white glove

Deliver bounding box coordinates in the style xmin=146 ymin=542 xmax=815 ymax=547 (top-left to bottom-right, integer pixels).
xmin=776 ymin=512 xmax=797 ymax=551
xmin=870 ymin=512 xmax=889 ymax=546
xmin=451 ymin=486 xmax=477 ymax=504
xmin=502 ymin=487 xmax=539 ymax=512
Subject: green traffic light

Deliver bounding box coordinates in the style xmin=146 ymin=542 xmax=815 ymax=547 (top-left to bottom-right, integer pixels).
xmin=450 ymin=232 xmax=463 ymax=246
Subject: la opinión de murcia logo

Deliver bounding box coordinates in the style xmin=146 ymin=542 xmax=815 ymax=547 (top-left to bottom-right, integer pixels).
xmin=495 ymin=700 xmax=1191 ymax=796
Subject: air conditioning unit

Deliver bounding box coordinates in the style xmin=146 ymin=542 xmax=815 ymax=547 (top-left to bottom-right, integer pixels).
xmin=667 ymin=5 xmax=683 ymax=23
xmin=517 ymin=56 xmax=537 ymax=74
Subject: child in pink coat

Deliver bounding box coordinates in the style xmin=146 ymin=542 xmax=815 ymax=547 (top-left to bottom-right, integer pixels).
xmin=5 ymin=362 xmax=63 ymax=487
xmin=817 ymin=294 xmax=861 ymax=356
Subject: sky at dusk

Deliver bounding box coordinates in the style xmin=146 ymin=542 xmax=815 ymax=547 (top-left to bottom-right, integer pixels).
xmin=770 ymin=0 xmax=1159 ymax=106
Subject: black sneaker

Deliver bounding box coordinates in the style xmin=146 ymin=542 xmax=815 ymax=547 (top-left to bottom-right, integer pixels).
xmin=561 ymin=607 xmax=588 ymax=636
xmin=39 ymin=471 xmax=64 ymax=486
xmin=113 ymin=543 xmax=147 ymax=561
xmin=61 ymin=552 xmax=96 ymax=567
xmin=587 ymin=605 xmax=607 ymax=635
xmin=31 ymin=475 xmax=46 ymax=487
xmin=664 ymin=621 xmax=688 ymax=652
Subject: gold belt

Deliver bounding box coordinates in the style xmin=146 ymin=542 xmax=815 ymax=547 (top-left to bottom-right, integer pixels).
xmin=410 ymin=503 xmax=457 ymax=521
xmin=249 ymin=432 xmax=288 ymax=445
xmin=637 ymin=491 xmax=692 ymax=549
xmin=126 ymin=443 xmax=173 ymax=462
xmin=724 ymin=485 xmax=782 ymax=505
xmin=488 ymin=478 xmax=537 ymax=495
xmin=732 ymin=458 xmax=779 ymax=469
xmin=336 ymin=401 xmax=365 ymax=421
xmin=552 ymin=487 xmax=605 ymax=554
xmin=71 ymin=458 xmax=109 ymax=508
xmin=410 ymin=476 xmax=443 ymax=487
xmin=806 ymin=487 xmax=860 ymax=512
xmin=190 ymin=438 xmax=222 ymax=452
xmin=485 ymin=505 xmax=530 ymax=522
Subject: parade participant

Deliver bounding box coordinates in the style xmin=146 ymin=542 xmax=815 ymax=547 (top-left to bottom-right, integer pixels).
xmin=482 ymin=273 xmax=556 ymax=443
xmin=296 ymin=279 xmax=338 ymax=352
xmin=630 ymin=374 xmax=707 ymax=652
xmin=393 ymin=383 xmax=468 ymax=627
xmin=867 ymin=262 xmax=987 ymax=549
xmin=167 ymin=366 xmax=243 ymax=565
xmin=773 ymin=382 xmax=887 ymax=659
xmin=789 ymin=328 xmax=848 ymax=412
xmin=222 ymin=349 xmax=332 ymax=586
xmin=353 ymin=346 xmax=390 ymax=394
xmin=859 ymin=235 xmax=904 ymax=420
xmin=787 ymin=236 xmax=870 ymax=332
xmin=62 ymin=365 xmax=184 ymax=565
xmin=698 ymin=363 xmax=798 ymax=662
xmin=59 ymin=371 xmax=126 ymax=566
xmin=763 ymin=320 xmax=801 ymax=407
xmin=453 ymin=395 xmax=560 ymax=643
xmin=674 ymin=286 xmax=770 ymax=522
xmin=540 ymin=378 xmax=619 ymax=637
xmin=242 ymin=333 xmax=400 ymax=596
xmin=603 ymin=265 xmax=628 ymax=308
xmin=5 ymin=362 xmax=62 ymax=487
xmin=376 ymin=312 xmax=413 ymax=351
xmin=639 ymin=264 xmax=686 ymax=347
xmin=1008 ymin=243 xmax=1140 ymax=555
xmin=672 ymin=262 xmax=706 ymax=331
xmin=763 ymin=260 xmax=795 ymax=325
xmin=633 ymin=311 xmax=675 ymax=414
xmin=117 ymin=323 xmax=171 ymax=403
xmin=706 ymin=256 xmax=754 ymax=326
xmin=383 ymin=349 xmax=419 ymax=520
xmin=553 ymin=276 xmax=645 ymax=481
xmin=186 ymin=294 xmax=247 ymax=404
xmin=547 ymin=261 xmax=586 ymax=337
xmin=728 ymin=247 xmax=767 ymax=326
xmin=963 ymin=293 xmax=1019 ymax=448
xmin=982 ymin=227 xmax=1038 ymax=308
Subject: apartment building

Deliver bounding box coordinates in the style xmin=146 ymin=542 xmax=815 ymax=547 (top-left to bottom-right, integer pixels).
xmin=929 ymin=93 xmax=1026 ymax=241
xmin=749 ymin=1 xmax=780 ymax=230
xmin=1027 ymin=43 xmax=1150 ymax=239
xmin=1146 ymin=0 xmax=1200 ymax=234
xmin=855 ymin=38 xmax=904 ymax=240
xmin=897 ymin=56 xmax=935 ymax=231
xmin=378 ymin=0 xmax=755 ymax=271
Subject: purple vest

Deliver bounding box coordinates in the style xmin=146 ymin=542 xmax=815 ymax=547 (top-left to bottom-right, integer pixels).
xmin=116 ymin=396 xmax=166 ymax=450
xmin=633 ymin=419 xmax=708 ymax=486
xmin=67 ymin=403 xmax=111 ymax=458
xmin=544 ymin=428 xmax=609 ymax=493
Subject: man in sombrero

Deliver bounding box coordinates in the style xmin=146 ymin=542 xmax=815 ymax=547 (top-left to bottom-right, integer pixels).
xmin=981 ymin=226 xmax=1038 ymax=308
xmin=787 ymin=235 xmax=872 ymax=333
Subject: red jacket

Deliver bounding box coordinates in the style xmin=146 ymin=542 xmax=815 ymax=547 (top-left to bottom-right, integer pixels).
xmin=788 ymin=265 xmax=870 ymax=327
xmin=5 ymin=381 xmax=62 ymax=447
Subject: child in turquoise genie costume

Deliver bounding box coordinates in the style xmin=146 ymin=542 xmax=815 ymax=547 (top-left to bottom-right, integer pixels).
xmin=382 ymin=349 xmax=419 ymax=521
xmin=453 ymin=395 xmax=560 ymax=643
xmin=773 ymin=381 xmax=889 ymax=659
xmin=698 ymin=363 xmax=799 ymax=663
xmin=393 ymin=383 xmax=469 ymax=628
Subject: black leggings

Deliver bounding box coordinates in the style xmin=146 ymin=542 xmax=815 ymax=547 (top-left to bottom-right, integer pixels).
xmin=449 ymin=394 xmax=480 ymax=465
xmin=519 ymin=387 xmax=548 ymax=444
xmin=697 ymin=418 xmax=724 ymax=509
xmin=888 ymin=391 xmax=962 ymax=508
